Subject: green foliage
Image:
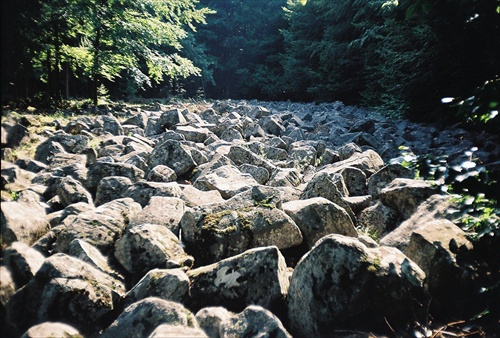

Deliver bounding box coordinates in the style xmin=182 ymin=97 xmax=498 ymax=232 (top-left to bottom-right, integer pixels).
xmin=394 ymin=146 xmax=499 ymax=239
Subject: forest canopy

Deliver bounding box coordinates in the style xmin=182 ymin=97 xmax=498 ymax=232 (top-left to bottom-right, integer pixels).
xmin=1 ymin=0 xmax=499 ymax=125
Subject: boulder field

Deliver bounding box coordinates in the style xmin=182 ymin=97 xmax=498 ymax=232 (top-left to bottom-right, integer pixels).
xmin=1 ymin=100 xmax=499 ymax=337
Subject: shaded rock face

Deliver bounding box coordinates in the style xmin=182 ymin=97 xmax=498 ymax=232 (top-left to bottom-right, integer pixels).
xmin=2 ymin=99 xmax=498 ymax=337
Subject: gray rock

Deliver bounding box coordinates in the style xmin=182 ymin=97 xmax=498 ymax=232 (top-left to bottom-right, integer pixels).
xmin=300 ymin=172 xmax=354 ymax=221
xmin=2 ymin=242 xmax=45 ymax=288
xmin=379 ymin=178 xmax=436 ymax=220
xmin=20 ymin=322 xmax=82 ymax=338
xmin=7 ymin=253 xmax=125 ymax=336
xmin=95 ymin=176 xmax=133 ymax=206
xmin=283 ymin=197 xmax=357 ymax=248
xmin=115 ymin=223 xmax=194 ymax=275
xmin=339 ymin=166 xmax=367 ymax=196
xmin=86 ymin=162 xmax=144 ymax=192
xmin=0 ymin=266 xmax=16 ymax=307
xmin=95 ymin=115 xmax=124 ymax=135
xmin=56 ymin=176 xmax=93 ymax=207
xmin=35 ymin=134 xmax=89 ymax=164
xmin=51 ymin=198 xmax=142 ymax=254
xmin=220 ymin=305 xmax=292 ymax=338
xmin=34 ymin=141 xmax=66 ymax=165
xmin=101 ymin=297 xmax=197 ymax=338
xmin=288 ymin=143 xmax=317 ymax=166
xmin=181 ymin=204 xmax=302 ymax=264
xmin=123 ymin=268 xmax=189 ymax=308
xmin=238 ymin=164 xmax=270 ymax=185
xmin=220 ymin=127 xmax=244 ymax=142
xmin=148 ymin=139 xmax=196 ymax=177
xmin=406 ymin=220 xmax=474 ymax=315
xmin=196 ymin=307 xmax=233 ymax=338
xmin=193 ymin=165 xmax=259 ymax=199
xmin=147 ymin=165 xmax=177 ymax=182
xmin=68 ymin=239 xmax=121 ymax=279
xmin=124 ymin=181 xmax=183 ymax=207
xmin=46 ymin=202 xmax=95 ymax=228
xmin=259 ymin=115 xmax=286 ymax=136
xmin=267 ymin=167 xmax=301 ymax=187
xmin=123 ymin=112 xmax=148 ymax=128
xmin=357 ymin=201 xmax=399 ymax=239
xmin=187 ymin=246 xmax=289 ymax=313
xmin=148 ymin=324 xmax=208 ymax=338
xmin=287 ymin=235 xmax=425 ymax=337
xmin=129 ymin=196 xmax=185 ymax=236
xmin=242 ymin=122 xmax=266 ymax=139
xmin=337 ymin=142 xmax=362 ymax=160
xmin=176 ymin=125 xmax=211 ymax=143
xmin=321 ymin=149 xmax=384 ymax=178
xmin=367 ymin=164 xmax=413 ymax=197
xmin=227 ymin=145 xmax=276 ymax=174
xmin=179 ymin=185 xmax=225 ymax=207
xmin=160 ymin=108 xmax=187 ymax=129
xmin=1 ymin=200 xmax=49 ymax=246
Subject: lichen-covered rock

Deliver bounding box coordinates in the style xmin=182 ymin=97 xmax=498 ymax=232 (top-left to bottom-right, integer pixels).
xmin=267 ymin=167 xmax=301 ymax=187
xmin=187 ymin=246 xmax=289 ymax=313
xmin=123 ymin=268 xmax=189 ymax=308
xmin=129 ymin=196 xmax=185 ymax=236
xmin=283 ymin=197 xmax=357 ymax=248
xmin=196 ymin=307 xmax=233 ymax=338
xmin=193 ymin=165 xmax=259 ymax=199
xmin=227 ymin=145 xmax=276 ymax=174
xmin=0 ymin=266 xmax=16 ymax=307
xmin=68 ymin=239 xmax=122 ymax=279
xmin=124 ymin=181 xmax=183 ymax=207
xmin=179 ymin=184 xmax=225 ymax=207
xmin=287 ymin=235 xmax=426 ymax=337
xmin=101 ymin=297 xmax=197 ymax=338
xmin=7 ymin=253 xmax=125 ymax=336
xmin=56 ymin=175 xmax=93 ymax=207
xmin=339 ymin=166 xmax=367 ymax=196
xmin=181 ymin=204 xmax=302 ymax=264
xmin=379 ymin=178 xmax=436 ymax=220
xmin=147 ymin=165 xmax=177 ymax=182
xmin=367 ymin=164 xmax=413 ymax=197
xmin=20 ymin=322 xmax=83 ymax=338
xmin=321 ymin=149 xmax=384 ymax=178
xmin=160 ymin=108 xmax=187 ymax=129
xmin=219 ymin=305 xmax=292 ymax=338
xmin=2 ymin=242 xmax=45 ymax=288
xmin=406 ymin=220 xmax=475 ymax=316
xmin=95 ymin=176 xmax=133 ymax=206
xmin=115 ymin=223 xmax=194 ymax=275
xmin=380 ymin=194 xmax=458 ymax=252
xmin=86 ymin=162 xmax=144 ymax=192
xmin=175 ymin=125 xmax=211 ymax=143
xmin=148 ymin=324 xmax=208 ymax=338
xmin=148 ymin=139 xmax=196 ymax=177
xmin=35 ymin=134 xmax=89 ymax=164
xmin=238 ymin=164 xmax=269 ymax=185
xmin=50 ymin=198 xmax=141 ymax=254
xmin=1 ymin=200 xmax=49 ymax=246
xmin=357 ymin=201 xmax=399 ymax=238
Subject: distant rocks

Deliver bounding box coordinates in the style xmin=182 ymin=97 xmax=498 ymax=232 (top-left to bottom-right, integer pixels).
xmin=1 ymin=99 xmax=498 ymax=337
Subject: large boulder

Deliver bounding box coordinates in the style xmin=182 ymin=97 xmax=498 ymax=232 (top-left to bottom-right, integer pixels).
xmin=187 ymin=246 xmax=289 ymax=314
xmin=2 ymin=242 xmax=45 ymax=288
xmin=1 ymin=200 xmax=49 ymax=246
xmin=380 ymin=194 xmax=457 ymax=252
xmin=123 ymin=181 xmax=183 ymax=207
xmin=148 ymin=324 xmax=208 ymax=338
xmin=406 ymin=220 xmax=475 ymax=317
xmin=321 ymin=149 xmax=384 ymax=178
xmin=55 ymin=175 xmax=93 ymax=207
xmin=379 ymin=178 xmax=436 ymax=220
xmin=193 ymin=165 xmax=260 ymax=199
xmin=101 ymin=297 xmax=198 ymax=338
xmin=287 ymin=235 xmax=426 ymax=337
xmin=68 ymin=239 xmax=122 ymax=280
xmin=95 ymin=176 xmax=133 ymax=206
xmin=129 ymin=196 xmax=185 ymax=236
xmin=86 ymin=162 xmax=144 ymax=192
xmin=219 ymin=305 xmax=292 ymax=338
xmin=20 ymin=322 xmax=82 ymax=338
xmin=115 ymin=223 xmax=194 ymax=275
xmin=148 ymin=139 xmax=196 ymax=177
xmin=181 ymin=204 xmax=302 ymax=264
xmin=195 ymin=307 xmax=233 ymax=338
xmin=50 ymin=198 xmax=142 ymax=254
xmin=283 ymin=197 xmax=357 ymax=248
xmin=7 ymin=253 xmax=125 ymax=336
xmin=123 ymin=268 xmax=189 ymax=308
xmin=367 ymin=164 xmax=413 ymax=197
